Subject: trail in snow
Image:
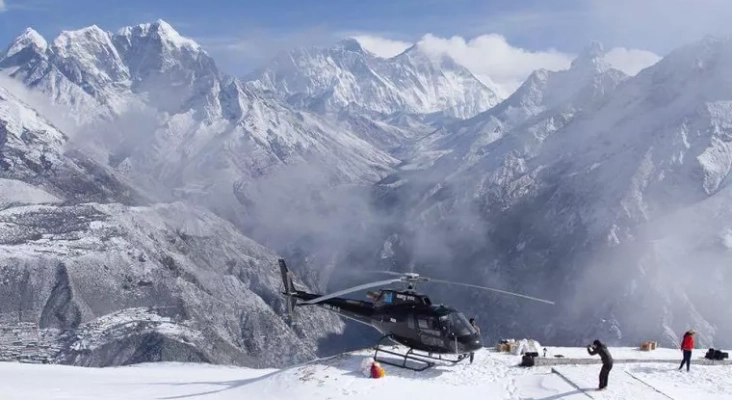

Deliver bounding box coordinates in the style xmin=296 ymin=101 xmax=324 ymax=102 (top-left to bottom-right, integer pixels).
xmin=554 ymin=365 xmax=671 ymax=400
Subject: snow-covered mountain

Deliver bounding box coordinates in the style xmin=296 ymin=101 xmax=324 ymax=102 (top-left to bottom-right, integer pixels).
xmin=0 ymin=20 xmax=399 ymax=246
xmin=0 ymin=81 xmax=344 ymax=368
xmin=0 ymin=20 xmax=397 ymax=182
xmin=373 ymin=39 xmax=732 ymax=349
xmin=246 ymin=38 xmax=502 ymax=120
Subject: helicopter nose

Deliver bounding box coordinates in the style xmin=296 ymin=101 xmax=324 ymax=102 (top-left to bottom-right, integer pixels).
xmin=457 ymin=334 xmax=482 ymax=352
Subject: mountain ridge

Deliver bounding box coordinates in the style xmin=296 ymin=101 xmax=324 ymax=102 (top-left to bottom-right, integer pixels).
xmin=246 ymin=37 xmax=502 ymax=119
xmin=367 ymin=36 xmax=732 ymax=349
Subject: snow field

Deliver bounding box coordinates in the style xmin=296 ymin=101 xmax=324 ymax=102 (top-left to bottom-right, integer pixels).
xmin=0 ymin=346 xmax=729 ymax=399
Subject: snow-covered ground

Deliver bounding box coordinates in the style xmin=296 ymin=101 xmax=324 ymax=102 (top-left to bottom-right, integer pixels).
xmin=1 ymin=346 xmax=729 ymax=399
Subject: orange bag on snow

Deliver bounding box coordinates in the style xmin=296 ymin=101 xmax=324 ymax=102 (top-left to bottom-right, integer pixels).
xmin=370 ymin=362 xmax=386 ymax=378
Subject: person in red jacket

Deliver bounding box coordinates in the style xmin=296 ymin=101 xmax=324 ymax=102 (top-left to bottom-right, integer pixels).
xmin=678 ymin=330 xmax=695 ymax=371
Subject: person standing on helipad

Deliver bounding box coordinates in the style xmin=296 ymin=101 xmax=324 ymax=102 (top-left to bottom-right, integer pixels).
xmin=678 ymin=330 xmax=695 ymax=372
xmin=469 ymin=317 xmax=480 ymax=364
xmin=587 ymin=340 xmax=613 ymax=390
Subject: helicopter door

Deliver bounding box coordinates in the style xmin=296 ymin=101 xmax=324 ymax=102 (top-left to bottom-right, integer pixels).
xmin=407 ymin=313 xmax=415 ymax=330
xmin=416 ymin=316 xmax=443 ymax=347
xmin=438 ymin=315 xmax=454 ymax=339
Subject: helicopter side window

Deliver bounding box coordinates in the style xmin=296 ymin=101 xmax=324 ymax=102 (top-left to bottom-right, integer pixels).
xmin=417 ymin=317 xmax=440 ymax=336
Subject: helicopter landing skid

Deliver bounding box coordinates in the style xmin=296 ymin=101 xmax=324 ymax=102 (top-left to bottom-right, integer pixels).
xmin=372 ymin=335 xmax=469 ymax=372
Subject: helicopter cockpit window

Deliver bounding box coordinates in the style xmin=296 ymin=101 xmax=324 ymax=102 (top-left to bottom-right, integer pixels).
xmin=446 ymin=312 xmax=476 ymax=336
xmin=375 ymin=291 xmax=393 ymax=307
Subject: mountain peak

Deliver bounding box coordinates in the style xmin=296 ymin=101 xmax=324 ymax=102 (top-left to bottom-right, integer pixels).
xmin=4 ymin=27 xmax=47 ymax=58
xmin=336 ymin=38 xmax=369 ymax=55
xmin=146 ymin=19 xmax=183 ymax=40
xmin=570 ymin=41 xmax=610 ymax=74
xmin=151 ymin=19 xmax=174 ymax=31
xmin=578 ymin=41 xmax=605 ymax=59
xmin=52 ymin=25 xmax=110 ymax=50
xmin=118 ymin=19 xmax=199 ymax=50
xmin=400 ymin=42 xmax=457 ymax=68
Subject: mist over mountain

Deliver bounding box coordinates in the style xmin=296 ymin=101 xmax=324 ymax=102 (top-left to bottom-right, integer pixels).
xmin=1 ymin=19 xmax=731 ymax=369
xmin=370 ymin=39 xmax=732 ymax=349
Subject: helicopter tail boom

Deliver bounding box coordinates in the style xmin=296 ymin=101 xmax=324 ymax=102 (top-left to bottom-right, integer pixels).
xmin=277 ymin=258 xmax=375 ymax=325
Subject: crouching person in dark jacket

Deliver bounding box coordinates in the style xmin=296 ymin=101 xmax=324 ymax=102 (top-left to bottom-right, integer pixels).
xmin=587 ymin=340 xmax=613 ymax=390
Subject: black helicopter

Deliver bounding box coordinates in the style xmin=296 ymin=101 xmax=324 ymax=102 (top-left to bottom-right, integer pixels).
xmin=278 ymin=259 xmax=554 ymax=371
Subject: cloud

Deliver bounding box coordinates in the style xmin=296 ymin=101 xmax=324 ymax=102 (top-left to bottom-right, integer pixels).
xmin=0 ymin=0 xmax=5 ymax=12
xmin=0 ymin=74 xmax=77 ymax=135
xmin=415 ymin=33 xmax=573 ymax=96
xmin=604 ymin=47 xmax=662 ymax=76
xmin=358 ymin=33 xmax=661 ymax=97
xmin=351 ymin=35 xmax=411 ymax=58
xmin=587 ymin=0 xmax=732 ymax=52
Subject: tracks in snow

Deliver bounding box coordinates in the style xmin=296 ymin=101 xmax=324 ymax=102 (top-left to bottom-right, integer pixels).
xmin=552 ymin=366 xmax=677 ymax=400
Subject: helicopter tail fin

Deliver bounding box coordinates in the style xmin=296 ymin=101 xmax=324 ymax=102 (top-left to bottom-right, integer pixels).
xmin=278 ymin=258 xmax=298 ymax=320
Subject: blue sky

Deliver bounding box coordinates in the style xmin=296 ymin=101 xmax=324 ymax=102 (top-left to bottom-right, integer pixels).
xmin=1 ymin=0 xmax=731 ymax=83
xmin=0 ymin=0 xmax=594 ymax=52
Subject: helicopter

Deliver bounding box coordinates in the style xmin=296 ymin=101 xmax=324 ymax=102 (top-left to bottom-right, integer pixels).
xmin=278 ymin=259 xmax=555 ymax=371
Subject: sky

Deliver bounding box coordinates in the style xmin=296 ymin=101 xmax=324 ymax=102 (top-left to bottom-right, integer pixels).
xmin=1 ymin=0 xmax=732 ymax=94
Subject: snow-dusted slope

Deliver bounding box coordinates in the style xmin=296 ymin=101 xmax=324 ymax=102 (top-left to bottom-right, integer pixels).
xmin=1 ymin=347 xmax=730 ymax=399
xmin=402 ymin=42 xmax=628 ymax=174
xmin=373 ymin=39 xmax=732 ymax=349
xmin=0 ymin=81 xmax=343 ymax=368
xmin=0 ymin=84 xmax=142 ymax=204
xmin=247 ymin=38 xmax=502 ymax=120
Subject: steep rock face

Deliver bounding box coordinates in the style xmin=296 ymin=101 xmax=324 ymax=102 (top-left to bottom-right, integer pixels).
xmin=0 ymin=202 xmax=344 ymax=368
xmin=374 ymin=40 xmax=732 ymax=349
xmin=247 ymin=39 xmax=502 ymax=120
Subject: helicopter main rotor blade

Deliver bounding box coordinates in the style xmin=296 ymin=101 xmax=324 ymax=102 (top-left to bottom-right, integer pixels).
xmin=370 ymin=270 xmax=404 ymax=277
xmin=427 ymin=278 xmax=555 ymax=305
xmin=300 ymin=278 xmax=403 ymax=305
xmin=367 ymin=270 xmax=554 ymax=304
